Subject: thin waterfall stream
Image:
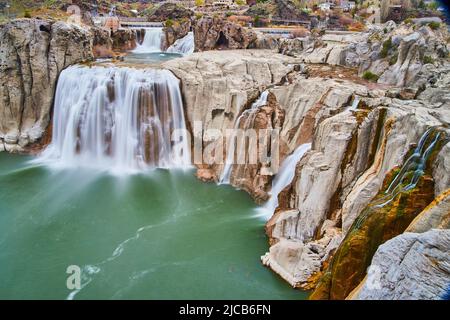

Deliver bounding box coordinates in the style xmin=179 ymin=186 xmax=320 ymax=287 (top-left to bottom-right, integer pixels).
xmin=219 ymin=91 xmax=270 ymax=184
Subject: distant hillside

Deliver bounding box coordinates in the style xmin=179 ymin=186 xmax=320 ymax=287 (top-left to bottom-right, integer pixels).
xmin=245 ymin=0 xmax=310 ymax=20
xmin=0 ymin=0 xmax=156 ymax=19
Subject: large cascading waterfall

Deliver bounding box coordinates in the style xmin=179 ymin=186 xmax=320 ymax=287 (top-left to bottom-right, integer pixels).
xmin=38 ymin=65 xmax=191 ymax=172
xmin=261 ymin=143 xmax=312 ymax=218
xmin=134 ymin=28 xmax=164 ymax=53
xmin=219 ymin=91 xmax=270 ymax=184
xmin=167 ymin=32 xmax=195 ymax=55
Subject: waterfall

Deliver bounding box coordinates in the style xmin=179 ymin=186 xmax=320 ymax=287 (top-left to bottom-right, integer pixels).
xmin=261 ymin=143 xmax=312 ymax=217
xmin=353 ymin=128 xmax=442 ymax=229
xmin=134 ymin=28 xmax=164 ymax=53
xmin=167 ymin=32 xmax=195 ymax=55
xmin=38 ymin=65 xmax=191 ymax=172
xmin=219 ymin=90 xmax=270 ymax=184
xmin=347 ymin=96 xmax=360 ymax=111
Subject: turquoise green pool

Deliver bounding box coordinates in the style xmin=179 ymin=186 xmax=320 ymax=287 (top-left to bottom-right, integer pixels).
xmin=0 ymin=153 xmax=307 ymax=300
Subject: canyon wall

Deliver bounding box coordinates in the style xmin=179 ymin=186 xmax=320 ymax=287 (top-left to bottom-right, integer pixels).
xmin=1 ymin=17 xmax=448 ymax=300
xmin=348 ymin=189 xmax=450 ymax=300
xmin=164 ymin=22 xmax=449 ymax=298
xmin=0 ymin=19 xmax=93 ymax=152
xmin=279 ymin=21 xmax=449 ymax=89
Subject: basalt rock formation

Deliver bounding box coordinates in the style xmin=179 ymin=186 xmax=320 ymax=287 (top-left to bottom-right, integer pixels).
xmin=193 ymin=17 xmax=258 ymax=52
xmin=149 ymin=3 xmax=194 ymax=22
xmin=0 ymin=18 xmax=93 ymax=152
xmin=349 ymin=228 xmax=450 ymax=300
xmin=91 ymin=27 xmax=138 ymax=57
xmin=163 ymin=18 xmax=191 ymax=50
xmin=165 ymin=46 xmax=449 ymax=298
xmin=279 ymin=21 xmax=449 ymax=89
xmin=347 ymin=189 xmax=450 ymax=299
xmin=1 ymin=17 xmax=449 ymax=300
xmin=273 ymin=0 xmax=310 ymax=21
xmin=111 ymin=29 xmax=137 ymax=52
xmin=163 ymin=50 xmax=295 ymax=201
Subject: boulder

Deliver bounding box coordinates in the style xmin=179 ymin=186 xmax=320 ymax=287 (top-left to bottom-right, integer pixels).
xmin=349 ymin=229 xmax=450 ymax=300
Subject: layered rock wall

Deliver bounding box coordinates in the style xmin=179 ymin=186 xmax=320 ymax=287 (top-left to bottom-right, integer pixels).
xmin=0 ymin=19 xmax=93 ymax=152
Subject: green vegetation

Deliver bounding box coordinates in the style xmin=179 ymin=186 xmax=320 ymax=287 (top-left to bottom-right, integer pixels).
xmin=165 ymin=18 xmax=174 ymax=28
xmin=428 ymin=1 xmax=440 ymax=11
xmin=380 ymin=37 xmax=392 ymax=58
xmin=195 ymin=0 xmax=205 ymax=6
xmin=389 ymin=53 xmax=398 ymax=66
xmin=24 ymin=9 xmax=31 ymax=18
xmin=235 ymin=0 xmax=246 ymax=5
xmin=362 ymin=71 xmax=379 ymax=82
xmin=428 ymin=21 xmax=440 ymax=30
xmin=423 ymin=55 xmax=434 ymax=64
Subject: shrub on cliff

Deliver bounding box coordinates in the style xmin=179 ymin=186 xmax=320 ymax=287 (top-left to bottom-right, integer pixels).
xmin=423 ymin=55 xmax=434 ymax=64
xmin=24 ymin=9 xmax=32 ymax=18
xmin=428 ymin=21 xmax=440 ymax=30
xmin=165 ymin=18 xmax=174 ymax=28
xmin=380 ymin=37 xmax=392 ymax=58
xmin=362 ymin=71 xmax=379 ymax=82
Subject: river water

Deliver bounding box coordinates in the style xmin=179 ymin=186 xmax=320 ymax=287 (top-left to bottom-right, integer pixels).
xmin=0 ymin=153 xmax=307 ymax=300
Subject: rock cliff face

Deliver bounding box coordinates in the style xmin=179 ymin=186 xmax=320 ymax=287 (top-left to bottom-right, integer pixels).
xmin=0 ymin=19 xmax=93 ymax=152
xmin=164 ymin=50 xmax=295 ymax=201
xmin=1 ymin=17 xmax=448 ymax=300
xmin=165 ymin=46 xmax=449 ymax=298
xmin=349 ymin=229 xmax=450 ymax=300
xmin=278 ymin=21 xmax=449 ymax=88
xmin=347 ymin=189 xmax=450 ymax=300
xmin=163 ymin=19 xmax=191 ymax=50
xmin=149 ymin=3 xmax=194 ymax=22
xmin=194 ymin=17 xmax=258 ymax=52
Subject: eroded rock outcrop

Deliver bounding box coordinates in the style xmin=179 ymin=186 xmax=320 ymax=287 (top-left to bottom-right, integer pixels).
xmin=149 ymin=3 xmax=194 ymax=22
xmin=259 ymin=61 xmax=449 ymax=295
xmin=194 ymin=17 xmax=258 ymax=52
xmin=0 ymin=19 xmax=93 ymax=152
xmin=349 ymin=229 xmax=450 ymax=300
xmin=163 ymin=18 xmax=191 ymax=50
xmin=279 ymin=21 xmax=449 ymax=88
xmin=163 ymin=50 xmax=296 ymax=200
xmin=162 ymin=47 xmax=449 ymax=298
xmin=348 ymin=189 xmax=450 ymax=299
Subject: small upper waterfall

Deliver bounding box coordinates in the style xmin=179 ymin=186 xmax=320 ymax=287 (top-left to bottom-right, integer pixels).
xmin=134 ymin=28 xmax=164 ymax=53
xmin=262 ymin=143 xmax=312 ymax=217
xmin=167 ymin=32 xmax=195 ymax=55
xmin=38 ymin=65 xmax=191 ymax=172
xmin=353 ymin=128 xmax=442 ymax=229
xmin=347 ymin=96 xmax=360 ymax=111
xmin=219 ymin=90 xmax=270 ymax=184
